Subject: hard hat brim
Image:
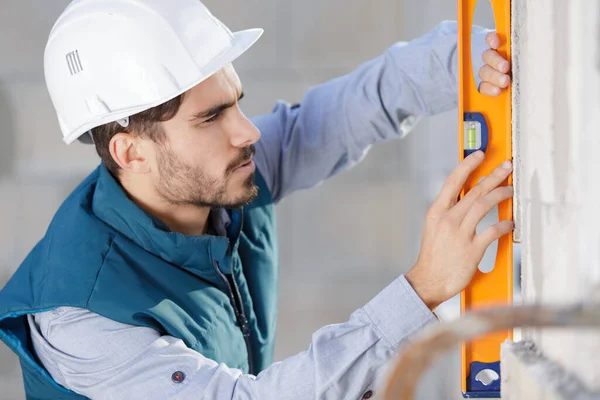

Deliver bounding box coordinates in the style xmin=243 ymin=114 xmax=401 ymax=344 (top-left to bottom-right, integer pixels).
xmin=65 ymin=28 xmax=264 ymax=145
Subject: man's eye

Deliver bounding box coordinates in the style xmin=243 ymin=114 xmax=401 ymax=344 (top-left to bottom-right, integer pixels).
xmin=205 ymin=114 xmax=219 ymax=123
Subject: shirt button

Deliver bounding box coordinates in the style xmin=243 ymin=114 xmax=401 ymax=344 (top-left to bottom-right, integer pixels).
xmin=362 ymin=390 xmax=374 ymax=399
xmin=171 ymin=371 xmax=186 ymax=383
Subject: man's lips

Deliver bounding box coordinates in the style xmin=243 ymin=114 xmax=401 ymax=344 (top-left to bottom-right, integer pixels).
xmin=237 ymin=159 xmax=253 ymax=168
xmin=234 ymin=158 xmax=255 ymax=172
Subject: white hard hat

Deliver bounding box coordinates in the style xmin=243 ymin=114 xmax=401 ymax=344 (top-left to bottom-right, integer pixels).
xmin=44 ymin=0 xmax=263 ymax=144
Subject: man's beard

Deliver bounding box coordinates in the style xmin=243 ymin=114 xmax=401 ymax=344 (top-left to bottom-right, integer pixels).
xmin=155 ymin=144 xmax=258 ymax=209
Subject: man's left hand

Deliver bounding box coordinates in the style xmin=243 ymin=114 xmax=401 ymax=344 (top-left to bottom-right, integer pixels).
xmin=478 ymin=32 xmax=511 ymax=96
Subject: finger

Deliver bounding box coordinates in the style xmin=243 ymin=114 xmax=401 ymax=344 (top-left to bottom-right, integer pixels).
xmin=479 ymin=65 xmax=511 ymax=88
xmin=475 ymin=220 xmax=515 ymax=250
xmin=432 ymin=151 xmax=485 ymax=211
xmin=460 ymin=186 xmax=514 ymax=233
xmin=451 ymin=160 xmax=513 ymax=219
xmin=486 ymin=32 xmax=501 ymax=50
xmin=482 ymin=49 xmax=510 ymax=73
xmin=479 ymin=82 xmax=501 ymax=96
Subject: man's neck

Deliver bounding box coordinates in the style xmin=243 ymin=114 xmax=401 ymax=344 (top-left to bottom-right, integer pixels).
xmin=119 ymin=175 xmax=211 ymax=236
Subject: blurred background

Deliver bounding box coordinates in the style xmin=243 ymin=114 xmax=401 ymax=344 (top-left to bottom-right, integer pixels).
xmin=0 ymin=1 xmax=508 ymax=399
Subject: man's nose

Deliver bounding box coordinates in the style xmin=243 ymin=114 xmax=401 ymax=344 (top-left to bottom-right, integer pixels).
xmin=229 ymin=111 xmax=261 ymax=148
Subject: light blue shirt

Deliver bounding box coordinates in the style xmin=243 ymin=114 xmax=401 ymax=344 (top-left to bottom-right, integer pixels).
xmin=28 ymin=21 xmax=491 ymax=400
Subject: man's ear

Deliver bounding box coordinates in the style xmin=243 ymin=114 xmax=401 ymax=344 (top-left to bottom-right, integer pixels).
xmin=109 ymin=132 xmax=151 ymax=174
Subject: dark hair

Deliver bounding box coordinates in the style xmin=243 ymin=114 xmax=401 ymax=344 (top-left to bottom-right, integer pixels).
xmin=90 ymin=94 xmax=183 ymax=176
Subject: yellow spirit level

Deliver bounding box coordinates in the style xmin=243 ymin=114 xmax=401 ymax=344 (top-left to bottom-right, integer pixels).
xmin=458 ymin=0 xmax=513 ymax=397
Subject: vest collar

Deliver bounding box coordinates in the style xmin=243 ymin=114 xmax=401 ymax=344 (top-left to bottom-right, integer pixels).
xmin=91 ymin=165 xmax=243 ymax=284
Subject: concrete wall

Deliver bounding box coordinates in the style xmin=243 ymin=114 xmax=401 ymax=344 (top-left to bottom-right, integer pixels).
xmin=0 ymin=1 xmax=494 ymax=399
xmin=503 ymin=0 xmax=600 ymax=398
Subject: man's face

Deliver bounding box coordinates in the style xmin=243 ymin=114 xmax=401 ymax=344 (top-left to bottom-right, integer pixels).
xmin=149 ymin=64 xmax=261 ymax=209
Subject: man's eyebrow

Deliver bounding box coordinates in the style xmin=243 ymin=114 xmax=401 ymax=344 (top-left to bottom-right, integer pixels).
xmin=189 ymin=91 xmax=244 ymax=121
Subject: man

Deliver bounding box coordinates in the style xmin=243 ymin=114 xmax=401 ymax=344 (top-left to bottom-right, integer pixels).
xmin=0 ymin=0 xmax=513 ymax=399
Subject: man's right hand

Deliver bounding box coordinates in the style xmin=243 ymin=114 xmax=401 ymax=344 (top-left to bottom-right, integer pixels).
xmin=406 ymin=151 xmax=514 ymax=310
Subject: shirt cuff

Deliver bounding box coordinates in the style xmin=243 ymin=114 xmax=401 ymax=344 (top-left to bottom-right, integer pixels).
xmin=363 ymin=275 xmax=438 ymax=352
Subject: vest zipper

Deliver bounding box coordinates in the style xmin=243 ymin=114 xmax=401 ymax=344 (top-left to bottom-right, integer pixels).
xmin=213 ymin=261 xmax=255 ymax=374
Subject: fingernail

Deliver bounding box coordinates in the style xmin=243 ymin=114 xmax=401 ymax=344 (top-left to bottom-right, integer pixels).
xmin=474 ymin=150 xmax=485 ymax=159
xmin=502 ymin=160 xmax=512 ymax=169
xmin=502 ymin=76 xmax=510 ymax=86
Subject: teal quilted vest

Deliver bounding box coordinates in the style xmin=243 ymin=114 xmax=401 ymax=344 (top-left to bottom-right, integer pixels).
xmin=0 ymin=164 xmax=279 ymax=399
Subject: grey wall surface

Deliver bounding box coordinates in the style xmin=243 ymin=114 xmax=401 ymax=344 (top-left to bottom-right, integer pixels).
xmin=0 ymin=1 xmax=494 ymax=399
xmin=502 ymin=0 xmax=600 ymax=398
